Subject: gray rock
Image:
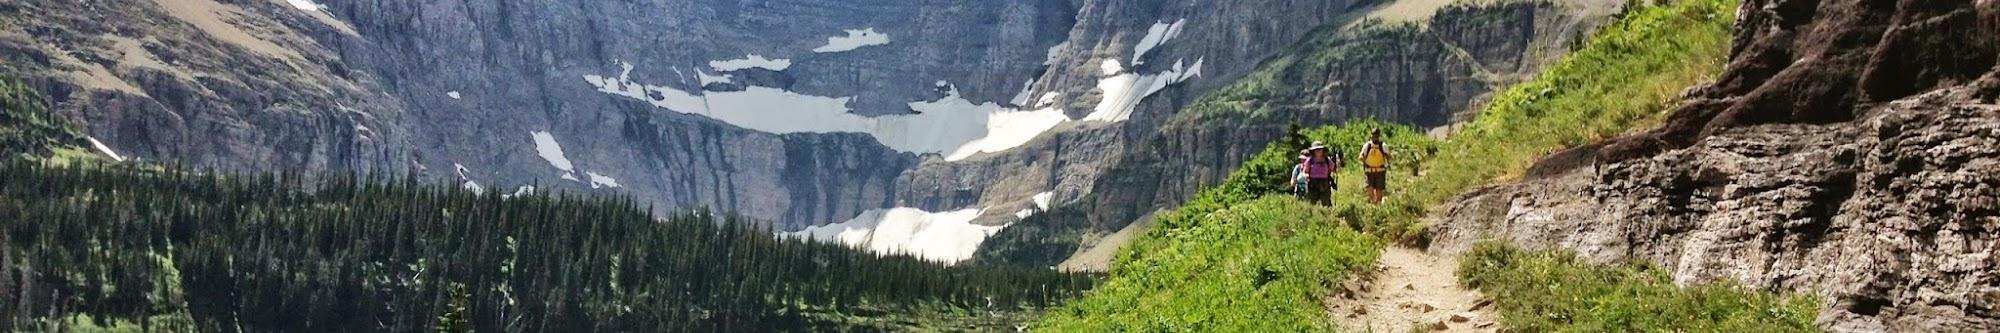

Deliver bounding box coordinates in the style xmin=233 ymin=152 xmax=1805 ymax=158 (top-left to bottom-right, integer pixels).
xmin=1429 ymin=86 xmax=2000 ymax=331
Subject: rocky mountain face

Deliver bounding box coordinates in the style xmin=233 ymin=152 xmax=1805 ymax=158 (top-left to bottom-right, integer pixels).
xmin=0 ymin=0 xmax=410 ymax=174
xmin=1430 ymin=0 xmax=1999 ymax=331
xmin=1 ymin=0 xmax=1611 ymax=261
xmin=0 ymin=0 xmax=1307 ymax=230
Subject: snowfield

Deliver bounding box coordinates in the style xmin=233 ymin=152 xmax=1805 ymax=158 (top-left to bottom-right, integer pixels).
xmin=787 ymin=207 xmax=1008 ymax=265
xmin=813 ymin=28 xmax=891 ymax=53
xmin=585 ymin=172 xmax=622 ymax=189
xmin=530 ymin=131 xmax=576 ymax=175
xmin=583 ymin=63 xmax=1073 ymax=161
xmin=1085 ymin=57 xmax=1203 ymax=122
xmin=709 ymin=54 xmax=792 ymax=72
xmin=1132 ymin=19 xmax=1186 ymax=65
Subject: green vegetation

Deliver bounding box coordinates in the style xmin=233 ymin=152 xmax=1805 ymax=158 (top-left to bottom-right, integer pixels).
xmin=0 ymin=162 xmax=1093 ymax=332
xmin=1459 ymin=242 xmax=1820 ymax=332
xmin=1036 ymin=197 xmax=1381 ymax=331
xmin=968 ymin=205 xmax=1089 ymax=267
xmin=1036 ymin=0 xmax=1774 ymax=330
xmin=0 ymin=77 xmax=90 ymax=160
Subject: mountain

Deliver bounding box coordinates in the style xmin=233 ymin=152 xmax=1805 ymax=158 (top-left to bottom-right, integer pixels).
xmin=0 ymin=0 xmax=1618 ymax=264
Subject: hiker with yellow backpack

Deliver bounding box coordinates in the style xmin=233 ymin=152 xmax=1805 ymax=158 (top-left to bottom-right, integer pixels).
xmin=1359 ymin=129 xmax=1392 ymax=204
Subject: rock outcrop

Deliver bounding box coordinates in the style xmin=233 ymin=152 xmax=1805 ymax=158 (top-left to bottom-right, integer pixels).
xmin=1430 ymin=0 xmax=2000 ymax=331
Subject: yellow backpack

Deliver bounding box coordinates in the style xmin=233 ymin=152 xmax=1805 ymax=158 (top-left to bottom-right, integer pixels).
xmin=1362 ymin=142 xmax=1388 ymax=172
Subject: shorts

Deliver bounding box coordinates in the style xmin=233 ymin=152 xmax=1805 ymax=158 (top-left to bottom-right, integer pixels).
xmin=1365 ymin=171 xmax=1387 ymax=189
xmin=1306 ymin=178 xmax=1335 ymax=205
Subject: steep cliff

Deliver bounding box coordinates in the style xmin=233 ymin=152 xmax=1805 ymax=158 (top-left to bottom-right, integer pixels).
xmin=1430 ymin=0 xmax=2000 ymax=330
xmin=0 ymin=0 xmax=410 ymax=174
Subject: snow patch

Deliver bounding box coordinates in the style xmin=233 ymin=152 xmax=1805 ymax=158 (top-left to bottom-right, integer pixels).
xmin=529 ymin=131 xmax=575 ymax=174
xmin=585 ymin=172 xmax=622 ymax=189
xmin=709 ymin=54 xmax=791 ymax=72
xmin=583 ymin=62 xmax=709 ymax=114
xmin=1084 ymin=57 xmax=1203 ymax=122
xmin=1015 ymin=191 xmax=1057 ymax=219
xmin=787 ymin=208 xmax=1006 ymax=265
xmin=284 ymin=0 xmax=327 ymax=11
xmin=446 ymin=91 xmax=461 ymax=99
xmin=1009 ymin=81 xmax=1034 ymax=106
xmin=583 ymin=62 xmax=1074 ymax=160
xmin=812 ymin=28 xmax=891 ymax=53
xmin=913 ymin=85 xmax=1067 ymax=161
xmin=1132 ymin=19 xmax=1187 ymax=65
xmin=1045 ymin=41 xmax=1069 ymax=66
xmin=507 ymin=186 xmax=536 ymax=198
xmin=86 ymin=137 xmax=125 ymax=162
xmin=1037 ymin=92 xmax=1061 ymax=107
xmin=454 ymin=163 xmax=483 ymax=192
xmin=560 ymin=173 xmax=579 ymax=182
xmin=695 ymin=70 xmax=733 ymax=86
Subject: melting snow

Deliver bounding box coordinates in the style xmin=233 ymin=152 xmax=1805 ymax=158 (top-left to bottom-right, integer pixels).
xmin=1084 ymin=57 xmax=1203 ymax=122
xmin=787 ymin=207 xmax=1007 ymax=264
xmin=710 ymin=54 xmax=791 ymax=72
xmin=1010 ymin=81 xmax=1034 ymax=106
xmin=86 ymin=136 xmax=125 ymax=162
xmin=695 ymin=70 xmax=732 ymax=86
xmin=1045 ymin=41 xmax=1069 ymax=66
xmin=1037 ymin=92 xmax=1061 ymax=107
xmin=507 ymin=186 xmax=536 ymax=198
xmin=284 ymin=0 xmax=328 ymax=11
xmin=583 ymin=63 xmax=1074 ymax=160
xmin=585 ymin=172 xmax=622 ymax=188
xmin=447 ymin=91 xmax=461 ymax=99
xmin=1132 ymin=19 xmax=1187 ymax=65
xmin=454 ymin=163 xmax=483 ymax=192
xmin=1014 ymin=191 xmax=1057 ymax=219
xmin=812 ymin=28 xmax=892 ymax=53
xmin=529 ymin=131 xmax=575 ymax=174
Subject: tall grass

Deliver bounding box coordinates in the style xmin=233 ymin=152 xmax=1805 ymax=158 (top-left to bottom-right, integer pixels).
xmin=1459 ymin=242 xmax=1821 ymax=332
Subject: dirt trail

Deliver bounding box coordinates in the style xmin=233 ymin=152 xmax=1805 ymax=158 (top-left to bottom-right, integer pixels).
xmin=1327 ymin=246 xmax=1498 ymax=332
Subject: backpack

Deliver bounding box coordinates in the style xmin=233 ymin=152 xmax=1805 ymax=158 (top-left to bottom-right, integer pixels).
xmin=1363 ymin=142 xmax=1389 ymax=172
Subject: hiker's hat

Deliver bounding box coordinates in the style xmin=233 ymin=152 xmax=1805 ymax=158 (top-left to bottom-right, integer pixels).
xmin=1308 ymin=141 xmax=1328 ymax=152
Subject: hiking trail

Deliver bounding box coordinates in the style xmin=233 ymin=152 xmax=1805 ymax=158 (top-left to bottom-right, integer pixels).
xmin=1326 ymin=246 xmax=1499 ymax=332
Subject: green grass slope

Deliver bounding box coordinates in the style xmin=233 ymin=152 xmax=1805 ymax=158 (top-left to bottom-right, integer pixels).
xmin=1036 ymin=197 xmax=1381 ymax=331
xmin=1460 ymin=242 xmax=1820 ymax=332
xmin=1034 ymin=0 xmax=1809 ymax=330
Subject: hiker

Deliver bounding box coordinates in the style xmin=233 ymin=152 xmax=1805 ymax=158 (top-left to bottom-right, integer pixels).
xmin=1291 ymin=150 xmax=1311 ymax=197
xmin=1300 ymin=142 xmax=1340 ymax=206
xmin=1360 ymin=129 xmax=1392 ymax=204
